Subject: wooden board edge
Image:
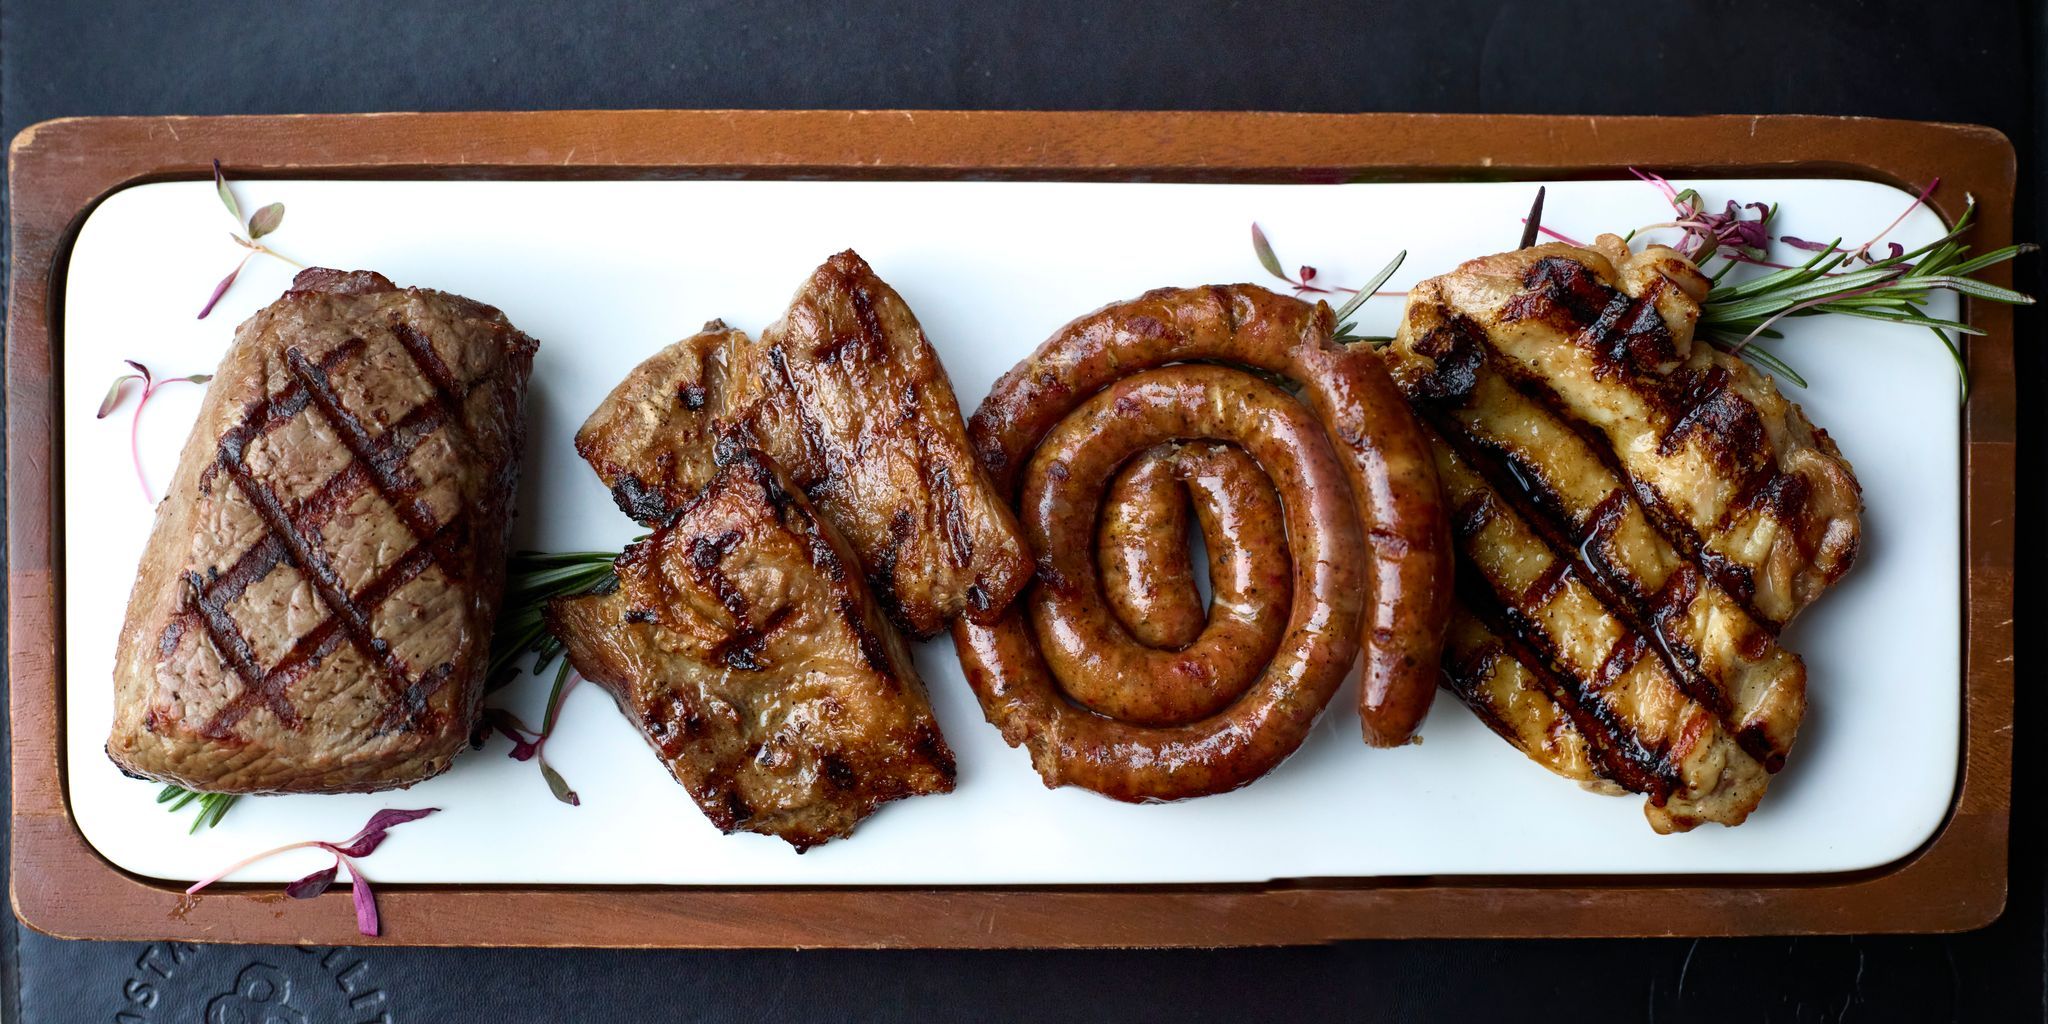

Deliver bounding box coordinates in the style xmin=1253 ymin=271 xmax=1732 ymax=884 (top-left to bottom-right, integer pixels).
xmin=6 ymin=111 xmax=2016 ymax=946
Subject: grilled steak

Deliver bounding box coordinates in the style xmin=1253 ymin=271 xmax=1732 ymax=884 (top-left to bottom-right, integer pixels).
xmin=548 ymin=451 xmax=956 ymax=851
xmin=1385 ymin=237 xmax=1860 ymax=831
xmin=573 ymin=251 xmax=1032 ymax=638
xmin=108 ymin=268 xmax=538 ymax=794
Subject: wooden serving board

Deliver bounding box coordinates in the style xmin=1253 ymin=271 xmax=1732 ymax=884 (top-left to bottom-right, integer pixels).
xmin=6 ymin=111 xmax=2016 ymax=946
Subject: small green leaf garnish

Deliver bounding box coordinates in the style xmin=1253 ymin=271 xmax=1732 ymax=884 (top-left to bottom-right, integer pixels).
xmin=213 ymin=159 xmax=241 ymax=222
xmin=1251 ymin=223 xmax=1286 ymax=281
xmin=246 ymin=202 xmax=285 ymax=240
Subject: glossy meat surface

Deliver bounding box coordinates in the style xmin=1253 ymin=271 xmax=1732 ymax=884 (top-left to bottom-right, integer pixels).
xmin=108 ymin=268 xmax=537 ymax=794
xmin=549 ymin=453 xmax=956 ymax=850
xmin=1385 ymin=237 xmax=1860 ymax=831
xmin=573 ymin=251 xmax=1031 ymax=638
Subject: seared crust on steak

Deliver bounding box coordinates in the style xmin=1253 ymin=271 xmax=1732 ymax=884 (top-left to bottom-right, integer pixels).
xmin=1386 ymin=237 xmax=1860 ymax=831
xmin=548 ymin=451 xmax=956 ymax=851
xmin=108 ymin=268 xmax=538 ymax=794
xmin=573 ymin=251 xmax=1032 ymax=638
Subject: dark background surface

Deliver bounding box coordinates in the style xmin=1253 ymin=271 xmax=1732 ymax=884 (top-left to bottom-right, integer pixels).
xmin=2 ymin=1 xmax=2039 ymax=1021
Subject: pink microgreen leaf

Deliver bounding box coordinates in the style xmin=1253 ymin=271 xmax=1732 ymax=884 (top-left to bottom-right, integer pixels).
xmin=1628 ymin=166 xmax=1681 ymax=207
xmin=284 ymin=860 xmax=339 ymax=899
xmin=482 ymin=708 xmax=540 ymax=761
xmin=97 ymin=374 xmax=141 ymax=418
xmin=198 ymin=253 xmax=254 ymax=319
xmin=331 ymin=807 xmax=440 ymax=858
xmin=213 ymin=159 xmax=242 ymax=222
xmin=344 ymin=859 xmax=380 ymax=937
xmin=247 ymin=202 xmax=285 ymax=240
xmin=1298 ymin=265 xmax=1317 ymax=284
xmin=1250 ymin=223 xmax=1287 ymax=281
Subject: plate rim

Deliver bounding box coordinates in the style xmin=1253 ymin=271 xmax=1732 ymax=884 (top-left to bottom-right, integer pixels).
xmin=5 ymin=110 xmax=2015 ymax=946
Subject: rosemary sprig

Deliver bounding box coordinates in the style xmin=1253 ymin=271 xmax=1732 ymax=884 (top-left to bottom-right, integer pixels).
xmin=486 ymin=546 xmax=624 ymax=690
xmin=1696 ymin=196 xmax=2036 ymax=400
xmin=157 ymin=784 xmax=238 ymax=833
xmin=1330 ymin=249 xmax=1407 ymax=345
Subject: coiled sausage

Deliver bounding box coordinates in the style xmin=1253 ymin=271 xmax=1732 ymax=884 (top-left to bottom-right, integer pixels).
xmin=955 ymin=285 xmax=1451 ymax=801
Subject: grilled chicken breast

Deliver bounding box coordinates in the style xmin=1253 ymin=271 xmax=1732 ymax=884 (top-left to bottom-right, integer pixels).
xmin=573 ymin=251 xmax=1032 ymax=638
xmin=108 ymin=269 xmax=538 ymax=794
xmin=1385 ymin=236 xmax=1861 ymax=831
xmin=549 ymin=451 xmax=956 ymax=850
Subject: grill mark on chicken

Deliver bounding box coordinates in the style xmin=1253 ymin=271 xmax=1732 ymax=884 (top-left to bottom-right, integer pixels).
xmin=1422 ymin=410 xmax=1737 ymax=725
xmin=1471 ymin=352 xmax=1771 ymax=626
xmin=1451 ymin=562 xmax=1678 ymax=800
xmin=1489 ymin=249 xmax=1852 ymax=622
xmin=1501 ymin=256 xmax=1681 ymax=372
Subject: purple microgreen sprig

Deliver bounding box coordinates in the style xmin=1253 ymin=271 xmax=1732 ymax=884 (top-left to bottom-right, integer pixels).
xmin=476 ymin=546 xmax=633 ymax=805
xmin=198 ymin=159 xmax=305 ymax=319
xmin=1780 ymin=177 xmax=1938 ymax=270
xmin=1247 ymin=225 xmax=1408 ymax=344
xmin=99 ymin=360 xmax=213 ymax=502
xmin=1626 ymin=168 xmax=1778 ymax=266
xmin=1252 ymin=223 xmax=1340 ymax=295
xmin=185 ymin=807 xmax=438 ymax=937
xmin=480 ymin=657 xmax=584 ymax=806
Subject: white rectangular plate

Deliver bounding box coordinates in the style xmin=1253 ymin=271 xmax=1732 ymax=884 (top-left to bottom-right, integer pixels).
xmin=62 ymin=177 xmax=1959 ymax=885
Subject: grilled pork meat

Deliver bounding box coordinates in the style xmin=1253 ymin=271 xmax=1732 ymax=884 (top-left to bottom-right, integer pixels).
xmin=1386 ymin=236 xmax=1860 ymax=831
xmin=573 ymin=251 xmax=1032 ymax=638
xmin=549 ymin=451 xmax=956 ymax=850
xmin=108 ymin=268 xmax=537 ymax=794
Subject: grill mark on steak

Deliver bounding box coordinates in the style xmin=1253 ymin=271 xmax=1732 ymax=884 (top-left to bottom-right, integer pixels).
xmin=200 ymin=509 xmax=457 ymax=738
xmin=186 ymin=570 xmax=302 ymax=733
xmin=193 ymin=337 xmax=478 ymax=739
xmin=284 ymin=345 xmax=464 ymax=578
xmin=390 ymin=319 xmax=469 ymax=411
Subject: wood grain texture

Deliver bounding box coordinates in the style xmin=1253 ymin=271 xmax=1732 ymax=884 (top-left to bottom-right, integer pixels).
xmin=5 ymin=111 xmax=2015 ymax=947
